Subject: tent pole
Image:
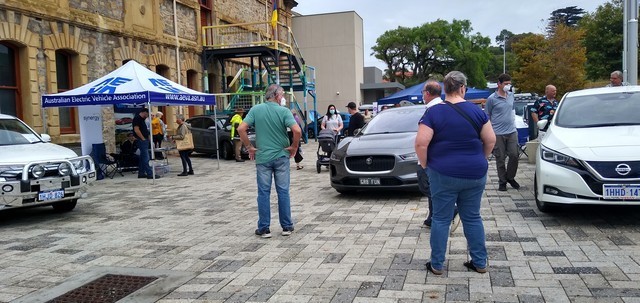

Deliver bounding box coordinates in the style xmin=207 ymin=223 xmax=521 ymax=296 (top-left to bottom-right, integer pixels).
xmin=148 ymin=100 xmax=156 ymax=183
xmin=214 ymin=106 xmax=220 ymax=169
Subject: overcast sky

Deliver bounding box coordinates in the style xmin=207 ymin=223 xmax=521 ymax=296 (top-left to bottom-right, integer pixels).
xmin=294 ymin=0 xmax=609 ymax=69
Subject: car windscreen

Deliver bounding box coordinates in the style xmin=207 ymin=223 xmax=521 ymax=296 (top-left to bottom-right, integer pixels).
xmin=361 ymin=107 xmax=426 ymax=135
xmin=555 ymin=92 xmax=640 ymax=128
xmin=0 ymin=119 xmax=42 ymax=145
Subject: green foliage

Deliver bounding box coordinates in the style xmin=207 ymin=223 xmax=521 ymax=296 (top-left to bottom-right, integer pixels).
xmin=547 ymin=6 xmax=586 ymax=34
xmin=512 ymin=25 xmax=586 ymax=98
xmin=371 ymin=19 xmax=492 ymax=88
xmin=579 ymin=0 xmax=623 ymax=80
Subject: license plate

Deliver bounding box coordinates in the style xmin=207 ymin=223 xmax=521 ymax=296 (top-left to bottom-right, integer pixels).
xmin=38 ymin=189 xmax=65 ymax=202
xmin=603 ymin=184 xmax=640 ymax=200
xmin=359 ymin=177 xmax=381 ymax=185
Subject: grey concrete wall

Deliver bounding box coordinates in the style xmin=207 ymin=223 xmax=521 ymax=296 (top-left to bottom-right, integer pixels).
xmin=292 ymin=11 xmax=364 ymax=115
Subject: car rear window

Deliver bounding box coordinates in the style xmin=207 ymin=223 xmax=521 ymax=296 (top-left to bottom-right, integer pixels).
xmin=556 ymin=92 xmax=640 ymax=128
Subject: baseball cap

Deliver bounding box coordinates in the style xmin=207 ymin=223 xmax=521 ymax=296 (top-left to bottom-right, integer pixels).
xmin=346 ymin=102 xmax=357 ymax=109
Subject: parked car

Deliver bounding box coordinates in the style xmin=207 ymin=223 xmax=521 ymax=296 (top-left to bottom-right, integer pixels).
xmin=115 ymin=117 xmax=133 ymax=125
xmin=186 ymin=115 xmax=255 ymax=160
xmin=307 ymin=110 xmax=350 ymax=138
xmin=534 ymin=86 xmax=640 ymax=212
xmin=329 ymin=105 xmax=426 ymax=194
xmin=0 ymin=114 xmax=96 ymax=212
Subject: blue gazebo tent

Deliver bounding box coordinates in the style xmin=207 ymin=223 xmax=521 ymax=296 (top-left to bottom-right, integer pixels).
xmin=377 ymin=81 xmax=491 ymax=105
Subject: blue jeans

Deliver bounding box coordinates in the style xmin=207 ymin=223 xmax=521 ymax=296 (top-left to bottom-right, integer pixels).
xmin=256 ymin=156 xmax=293 ymax=232
xmin=137 ymin=139 xmax=153 ymax=177
xmin=427 ymin=168 xmax=487 ymax=271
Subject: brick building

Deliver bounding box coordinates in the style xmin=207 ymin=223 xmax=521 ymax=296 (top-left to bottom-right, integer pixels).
xmin=0 ymin=0 xmax=296 ymax=148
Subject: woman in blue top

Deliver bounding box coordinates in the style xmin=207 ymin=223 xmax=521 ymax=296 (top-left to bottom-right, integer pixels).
xmin=415 ymin=71 xmax=496 ymax=275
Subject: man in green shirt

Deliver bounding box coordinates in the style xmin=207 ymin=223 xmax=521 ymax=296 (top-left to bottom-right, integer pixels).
xmin=238 ymin=84 xmax=302 ymax=238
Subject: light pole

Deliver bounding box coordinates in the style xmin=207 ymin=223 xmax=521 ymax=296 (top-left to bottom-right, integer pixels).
xmin=502 ymin=36 xmax=508 ymax=74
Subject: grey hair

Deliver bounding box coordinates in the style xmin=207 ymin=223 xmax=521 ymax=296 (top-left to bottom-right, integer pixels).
xmin=265 ymin=84 xmax=283 ymax=100
xmin=176 ymin=114 xmax=185 ymax=121
xmin=611 ymin=70 xmax=623 ymax=79
xmin=443 ymin=71 xmax=467 ymax=95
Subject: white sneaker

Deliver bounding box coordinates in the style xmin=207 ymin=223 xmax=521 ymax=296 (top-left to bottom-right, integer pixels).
xmin=281 ymin=227 xmax=294 ymax=236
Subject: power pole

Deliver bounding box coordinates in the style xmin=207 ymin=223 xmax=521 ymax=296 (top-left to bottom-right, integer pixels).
xmin=624 ymin=0 xmax=638 ymax=85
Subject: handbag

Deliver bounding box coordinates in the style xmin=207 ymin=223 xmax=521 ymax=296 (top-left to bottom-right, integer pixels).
xmin=176 ymin=132 xmax=194 ymax=151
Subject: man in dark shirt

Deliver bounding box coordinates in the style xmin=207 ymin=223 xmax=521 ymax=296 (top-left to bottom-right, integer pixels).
xmin=531 ymin=85 xmax=558 ymax=130
xmin=132 ymin=109 xmax=153 ymax=179
xmin=345 ymin=102 xmax=365 ymax=136
xmin=120 ymin=133 xmax=139 ymax=167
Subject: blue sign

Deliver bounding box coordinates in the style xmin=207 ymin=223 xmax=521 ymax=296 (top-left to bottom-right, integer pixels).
xmin=149 ymin=78 xmax=184 ymax=93
xmin=87 ymin=77 xmax=132 ymax=94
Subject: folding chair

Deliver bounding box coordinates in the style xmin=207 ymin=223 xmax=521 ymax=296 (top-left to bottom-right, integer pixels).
xmin=110 ymin=152 xmax=139 ymax=176
xmin=91 ymin=143 xmax=117 ymax=179
xmin=517 ymin=128 xmax=529 ymax=159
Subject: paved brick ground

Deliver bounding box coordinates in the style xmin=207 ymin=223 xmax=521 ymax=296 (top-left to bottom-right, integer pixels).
xmin=1 ymin=141 xmax=640 ymax=302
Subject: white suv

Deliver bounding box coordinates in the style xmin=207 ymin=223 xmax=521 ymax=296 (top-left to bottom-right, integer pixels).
xmin=0 ymin=114 xmax=96 ymax=211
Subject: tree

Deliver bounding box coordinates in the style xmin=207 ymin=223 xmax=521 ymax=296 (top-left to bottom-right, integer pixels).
xmin=547 ymin=6 xmax=586 ymax=34
xmin=512 ymin=24 xmax=586 ymax=98
xmin=371 ymin=19 xmax=492 ymax=87
xmin=579 ymin=0 xmax=623 ymax=80
xmin=495 ymin=29 xmax=514 ymax=50
xmin=371 ymin=26 xmax=414 ymax=83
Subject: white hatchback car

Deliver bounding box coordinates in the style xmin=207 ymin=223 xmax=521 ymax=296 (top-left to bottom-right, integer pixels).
xmin=534 ymin=86 xmax=640 ymax=212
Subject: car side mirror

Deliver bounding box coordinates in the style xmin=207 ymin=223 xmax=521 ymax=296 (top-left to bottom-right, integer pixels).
xmin=537 ymin=120 xmax=548 ymax=130
xmin=40 ymin=134 xmax=52 ymax=142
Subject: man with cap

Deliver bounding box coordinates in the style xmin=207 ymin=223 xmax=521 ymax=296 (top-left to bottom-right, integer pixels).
xmin=230 ymin=107 xmax=245 ymax=162
xmin=345 ymin=102 xmax=365 ymax=136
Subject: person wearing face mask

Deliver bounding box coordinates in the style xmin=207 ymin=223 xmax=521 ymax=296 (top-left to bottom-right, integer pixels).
xmin=321 ymin=104 xmax=343 ymax=135
xmin=485 ymin=73 xmax=520 ymax=192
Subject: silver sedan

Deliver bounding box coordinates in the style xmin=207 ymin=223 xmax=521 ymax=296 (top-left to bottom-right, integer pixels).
xmin=329 ymin=105 xmax=427 ymax=194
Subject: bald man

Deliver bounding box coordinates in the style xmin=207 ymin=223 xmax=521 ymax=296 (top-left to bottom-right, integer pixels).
xmin=531 ymin=85 xmax=558 ymax=128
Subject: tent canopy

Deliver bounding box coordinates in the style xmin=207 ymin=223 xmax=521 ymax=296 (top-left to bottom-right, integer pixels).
xmin=42 ymin=60 xmax=215 ymax=107
xmin=377 ymin=81 xmax=491 ymax=105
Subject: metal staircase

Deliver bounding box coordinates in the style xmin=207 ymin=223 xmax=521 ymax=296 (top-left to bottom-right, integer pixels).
xmin=201 ymin=20 xmax=317 ymax=141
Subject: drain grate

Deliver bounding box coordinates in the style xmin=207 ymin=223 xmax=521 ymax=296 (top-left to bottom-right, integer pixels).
xmin=46 ymin=274 xmax=158 ymax=303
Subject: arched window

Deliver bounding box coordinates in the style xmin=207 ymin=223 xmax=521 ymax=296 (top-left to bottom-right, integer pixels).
xmin=155 ymin=65 xmax=171 ymax=119
xmin=56 ymin=50 xmax=77 ymax=133
xmin=0 ymin=42 xmax=21 ymax=117
xmin=187 ymin=70 xmax=198 ymax=117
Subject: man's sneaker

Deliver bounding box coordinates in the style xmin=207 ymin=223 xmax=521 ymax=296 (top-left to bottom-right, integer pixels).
xmin=498 ymin=183 xmax=507 ymax=191
xmin=255 ymin=229 xmax=272 ymax=238
xmin=422 ymin=218 xmax=432 ymax=228
xmin=282 ymin=227 xmax=294 ymax=236
xmin=507 ymin=179 xmax=520 ymax=189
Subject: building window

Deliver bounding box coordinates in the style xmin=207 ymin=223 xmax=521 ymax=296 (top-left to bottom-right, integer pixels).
xmin=187 ymin=70 xmax=198 ymax=117
xmin=0 ymin=42 xmax=21 ymax=118
xmin=56 ymin=50 xmax=77 ymax=134
xmin=155 ymin=65 xmax=171 ymax=119
xmin=200 ymin=0 xmax=211 ymax=9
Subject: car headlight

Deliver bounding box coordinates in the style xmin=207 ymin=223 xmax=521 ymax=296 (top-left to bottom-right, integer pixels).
xmin=540 ymin=145 xmax=581 ymax=169
xmin=71 ymin=159 xmax=86 ymax=173
xmin=0 ymin=165 xmax=23 ymax=177
xmin=32 ymin=165 xmax=46 ymax=178
xmin=399 ymin=152 xmax=418 ymax=161
xmin=330 ymin=152 xmax=343 ymax=161
xmin=58 ymin=162 xmax=71 ymax=176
